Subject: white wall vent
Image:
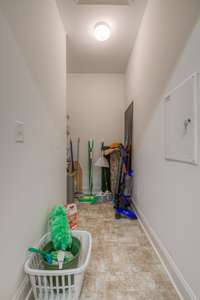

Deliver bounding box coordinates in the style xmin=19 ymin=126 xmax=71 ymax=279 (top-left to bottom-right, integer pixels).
xmin=75 ymin=0 xmax=133 ymax=5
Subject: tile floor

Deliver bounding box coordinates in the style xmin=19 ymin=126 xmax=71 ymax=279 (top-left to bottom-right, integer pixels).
xmin=78 ymin=202 xmax=180 ymax=300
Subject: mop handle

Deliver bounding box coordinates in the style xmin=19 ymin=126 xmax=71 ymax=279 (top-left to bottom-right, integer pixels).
xmin=88 ymin=139 xmax=94 ymax=195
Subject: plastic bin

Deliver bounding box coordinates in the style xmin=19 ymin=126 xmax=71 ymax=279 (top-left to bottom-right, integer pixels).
xmin=25 ymin=231 xmax=92 ymax=300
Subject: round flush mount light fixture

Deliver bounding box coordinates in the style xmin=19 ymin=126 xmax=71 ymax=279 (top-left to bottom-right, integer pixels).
xmin=94 ymin=22 xmax=111 ymax=42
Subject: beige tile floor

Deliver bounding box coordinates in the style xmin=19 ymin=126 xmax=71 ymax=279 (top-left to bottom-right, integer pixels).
xmin=78 ymin=202 xmax=180 ymax=300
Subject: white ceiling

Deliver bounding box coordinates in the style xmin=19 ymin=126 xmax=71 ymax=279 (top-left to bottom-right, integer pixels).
xmin=56 ymin=0 xmax=147 ymax=73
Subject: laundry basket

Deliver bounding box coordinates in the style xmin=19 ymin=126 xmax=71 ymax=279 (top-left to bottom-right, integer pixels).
xmin=25 ymin=230 xmax=92 ymax=300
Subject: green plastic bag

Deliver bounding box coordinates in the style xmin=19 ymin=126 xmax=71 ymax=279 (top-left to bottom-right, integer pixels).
xmin=49 ymin=204 xmax=72 ymax=251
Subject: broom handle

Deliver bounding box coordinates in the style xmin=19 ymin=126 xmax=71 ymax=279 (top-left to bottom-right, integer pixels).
xmin=89 ymin=140 xmax=95 ymax=195
xmin=70 ymin=139 xmax=75 ymax=172
xmin=77 ymin=137 xmax=80 ymax=165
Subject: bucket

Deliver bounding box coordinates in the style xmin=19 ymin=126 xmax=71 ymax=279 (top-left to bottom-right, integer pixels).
xmin=42 ymin=236 xmax=81 ymax=271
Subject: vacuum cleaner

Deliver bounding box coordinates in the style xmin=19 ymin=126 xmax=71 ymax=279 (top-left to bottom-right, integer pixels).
xmin=114 ymin=147 xmax=137 ymax=220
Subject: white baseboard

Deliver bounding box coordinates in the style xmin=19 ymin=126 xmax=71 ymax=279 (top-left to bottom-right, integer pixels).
xmin=12 ymin=276 xmax=33 ymax=300
xmin=134 ymin=203 xmax=198 ymax=300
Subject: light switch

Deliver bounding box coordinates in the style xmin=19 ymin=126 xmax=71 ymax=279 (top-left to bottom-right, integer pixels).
xmin=16 ymin=121 xmax=24 ymax=143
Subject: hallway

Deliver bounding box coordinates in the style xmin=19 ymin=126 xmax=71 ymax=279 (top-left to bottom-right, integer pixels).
xmin=1 ymin=1 xmax=200 ymax=299
xmin=78 ymin=203 xmax=180 ymax=300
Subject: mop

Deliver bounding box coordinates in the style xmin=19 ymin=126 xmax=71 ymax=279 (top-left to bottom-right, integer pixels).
xmin=74 ymin=137 xmax=83 ymax=194
xmin=79 ymin=139 xmax=97 ymax=203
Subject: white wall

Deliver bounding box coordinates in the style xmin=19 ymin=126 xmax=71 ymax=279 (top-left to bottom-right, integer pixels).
xmin=0 ymin=1 xmax=66 ymax=299
xmin=68 ymin=74 xmax=124 ymax=192
xmin=125 ymin=1 xmax=200 ymax=300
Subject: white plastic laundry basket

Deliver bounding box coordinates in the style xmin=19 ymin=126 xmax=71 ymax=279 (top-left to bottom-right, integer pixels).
xmin=25 ymin=230 xmax=92 ymax=300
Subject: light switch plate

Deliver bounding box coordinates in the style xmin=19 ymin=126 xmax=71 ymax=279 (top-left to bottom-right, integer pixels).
xmin=16 ymin=121 xmax=24 ymax=143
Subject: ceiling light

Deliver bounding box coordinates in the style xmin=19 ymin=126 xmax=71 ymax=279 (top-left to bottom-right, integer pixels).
xmin=94 ymin=22 xmax=111 ymax=42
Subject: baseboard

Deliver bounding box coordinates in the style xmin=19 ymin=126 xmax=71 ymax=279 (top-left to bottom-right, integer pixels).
xmin=134 ymin=203 xmax=198 ymax=300
xmin=12 ymin=276 xmax=33 ymax=300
